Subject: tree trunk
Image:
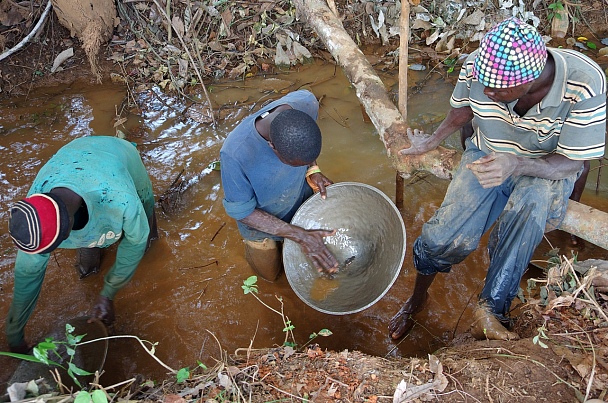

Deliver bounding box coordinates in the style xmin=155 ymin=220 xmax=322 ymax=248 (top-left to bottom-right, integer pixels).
xmin=293 ymin=0 xmax=608 ymax=251
xmin=293 ymin=0 xmax=459 ymax=180
xmin=52 ymin=0 xmax=116 ymax=81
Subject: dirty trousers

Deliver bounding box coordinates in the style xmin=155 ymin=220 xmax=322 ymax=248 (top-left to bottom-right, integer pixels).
xmin=413 ymin=139 xmax=577 ymax=318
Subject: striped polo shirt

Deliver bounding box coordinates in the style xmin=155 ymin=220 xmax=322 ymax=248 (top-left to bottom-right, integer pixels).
xmin=451 ymin=48 xmax=606 ymax=160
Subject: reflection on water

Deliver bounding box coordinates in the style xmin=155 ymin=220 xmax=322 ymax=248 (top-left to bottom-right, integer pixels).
xmin=0 ymin=61 xmax=606 ymax=386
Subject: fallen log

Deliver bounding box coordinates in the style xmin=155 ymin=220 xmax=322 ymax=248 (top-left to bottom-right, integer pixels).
xmin=561 ymin=201 xmax=608 ymax=250
xmin=293 ymin=0 xmax=608 ymax=251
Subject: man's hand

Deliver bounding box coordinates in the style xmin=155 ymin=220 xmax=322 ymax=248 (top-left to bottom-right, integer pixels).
xmin=466 ymin=152 xmax=519 ymax=188
xmin=308 ymin=172 xmax=333 ymax=199
xmin=399 ymin=128 xmax=436 ymax=156
xmin=297 ymin=228 xmax=340 ymax=274
xmin=89 ymin=295 xmax=116 ymax=327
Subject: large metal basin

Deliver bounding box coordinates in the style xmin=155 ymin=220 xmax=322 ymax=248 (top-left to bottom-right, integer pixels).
xmin=283 ymin=182 xmax=406 ymax=315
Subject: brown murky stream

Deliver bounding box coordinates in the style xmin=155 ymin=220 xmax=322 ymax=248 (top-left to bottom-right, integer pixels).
xmin=1 ymin=60 xmax=607 ymax=386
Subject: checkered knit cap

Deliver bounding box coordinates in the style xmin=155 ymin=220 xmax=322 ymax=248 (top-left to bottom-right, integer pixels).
xmin=473 ymin=17 xmax=547 ymax=88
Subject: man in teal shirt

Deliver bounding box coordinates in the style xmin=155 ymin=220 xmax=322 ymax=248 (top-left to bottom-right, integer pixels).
xmin=6 ymin=136 xmax=157 ymax=353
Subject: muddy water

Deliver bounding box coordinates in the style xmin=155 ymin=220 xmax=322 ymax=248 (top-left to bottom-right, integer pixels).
xmin=1 ymin=61 xmax=607 ymax=386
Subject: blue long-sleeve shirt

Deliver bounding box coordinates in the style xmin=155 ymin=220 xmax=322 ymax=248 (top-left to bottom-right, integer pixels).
xmin=220 ymin=90 xmax=318 ymax=240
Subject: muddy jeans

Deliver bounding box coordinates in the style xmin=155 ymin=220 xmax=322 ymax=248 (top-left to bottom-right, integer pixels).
xmin=413 ymin=139 xmax=578 ymax=319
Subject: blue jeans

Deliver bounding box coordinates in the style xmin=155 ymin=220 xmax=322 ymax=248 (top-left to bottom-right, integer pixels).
xmin=413 ymin=139 xmax=578 ymax=319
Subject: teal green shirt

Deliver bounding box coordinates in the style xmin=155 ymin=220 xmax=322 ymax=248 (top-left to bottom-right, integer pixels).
xmin=6 ymin=136 xmax=155 ymax=347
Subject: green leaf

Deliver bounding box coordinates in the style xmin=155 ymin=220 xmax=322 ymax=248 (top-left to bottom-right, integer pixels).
xmin=66 ymin=324 xmax=75 ymax=334
xmin=91 ymin=390 xmax=108 ymax=403
xmin=283 ymin=324 xmax=295 ymax=332
xmin=68 ymin=369 xmax=83 ymax=388
xmin=538 ymin=340 xmax=548 ymax=348
xmin=0 ymin=351 xmax=47 ymax=363
xmin=38 ymin=341 xmax=57 ymax=350
xmin=176 ymin=367 xmax=190 ymax=383
xmin=32 ymin=347 xmax=51 ymax=365
xmin=317 ymin=329 xmax=333 ymax=337
xmin=284 ymin=341 xmax=296 ymax=348
xmin=309 ymin=332 xmax=317 ymax=339
xmin=197 ymin=360 xmax=207 ymax=370
xmin=586 ymin=42 xmax=597 ymax=49
xmin=68 ymin=362 xmax=93 ymax=376
xmin=244 ymin=276 xmax=258 ymax=286
xmin=66 ymin=346 xmax=76 ymax=357
xmin=74 ymin=391 xmax=92 ymax=403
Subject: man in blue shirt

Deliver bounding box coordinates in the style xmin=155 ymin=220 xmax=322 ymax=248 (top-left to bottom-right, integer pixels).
xmin=220 ymin=90 xmax=339 ymax=281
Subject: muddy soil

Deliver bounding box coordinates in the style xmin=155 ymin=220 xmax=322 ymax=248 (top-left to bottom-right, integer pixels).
xmin=1 ymin=1 xmax=607 ymax=402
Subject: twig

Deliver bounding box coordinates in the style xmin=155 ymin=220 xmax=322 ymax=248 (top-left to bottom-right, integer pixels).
xmin=77 ymin=335 xmax=177 ymax=373
xmin=264 ymin=383 xmax=310 ymax=402
xmin=90 ymin=377 xmax=136 ymax=391
xmin=210 ymin=222 xmax=226 ymax=242
xmin=564 ymin=257 xmax=608 ymax=322
xmin=485 ymin=373 xmax=495 ymax=403
xmin=180 ymin=260 xmax=218 ymax=270
xmin=570 ymin=322 xmax=598 ymax=401
xmin=490 ymin=353 xmax=580 ymax=393
xmin=151 ymin=0 xmax=216 ymax=125
xmin=0 ymin=0 xmax=52 ymax=62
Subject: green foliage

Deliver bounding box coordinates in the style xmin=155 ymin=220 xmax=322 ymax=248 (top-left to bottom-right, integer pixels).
xmin=283 ymin=320 xmax=295 ymax=333
xmin=532 ymin=323 xmax=549 ymax=348
xmin=443 ymin=57 xmax=457 ymax=74
xmin=547 ymin=1 xmax=565 ymax=22
xmin=0 ymin=324 xmax=93 ymax=388
xmin=242 ymin=275 xmax=259 ymax=294
xmin=74 ymin=390 xmax=108 ymax=403
xmin=241 ymin=276 xmax=332 ymax=350
xmin=176 ymin=367 xmax=190 ymax=383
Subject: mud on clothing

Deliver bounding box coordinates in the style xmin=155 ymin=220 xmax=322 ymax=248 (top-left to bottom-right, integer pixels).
xmin=6 ymin=136 xmax=155 ymax=347
xmin=414 ymin=48 xmax=606 ymax=320
xmin=220 ymin=90 xmax=318 ymax=241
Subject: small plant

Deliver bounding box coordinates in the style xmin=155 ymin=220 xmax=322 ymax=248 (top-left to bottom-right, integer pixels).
xmin=547 ymin=1 xmax=565 ymax=22
xmin=242 ymin=276 xmax=332 ymax=349
xmin=0 ymin=324 xmax=93 ymax=387
xmin=74 ymin=389 xmax=108 ymax=403
xmin=532 ymin=323 xmax=549 ymax=348
xmin=443 ymin=57 xmax=457 ymax=74
xmin=175 ymin=361 xmax=207 ymax=383
xmin=1 ymin=325 xmax=196 ymax=390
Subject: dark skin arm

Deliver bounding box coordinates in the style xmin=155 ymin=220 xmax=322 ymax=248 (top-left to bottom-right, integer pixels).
xmin=467 ymin=152 xmax=583 ymax=188
xmin=399 ymin=107 xmax=474 ymax=155
xmin=240 ymin=209 xmax=339 ymax=273
xmin=399 ymin=106 xmax=583 ymax=187
xmin=50 ymin=188 xmax=117 ymax=326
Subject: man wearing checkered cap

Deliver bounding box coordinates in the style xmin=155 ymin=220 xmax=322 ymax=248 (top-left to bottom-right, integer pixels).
xmin=390 ymin=17 xmax=606 ymax=341
xmin=6 ymin=136 xmax=158 ymax=353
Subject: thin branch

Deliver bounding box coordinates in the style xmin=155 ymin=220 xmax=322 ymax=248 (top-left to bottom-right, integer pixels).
xmin=0 ymin=0 xmax=52 ymax=62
